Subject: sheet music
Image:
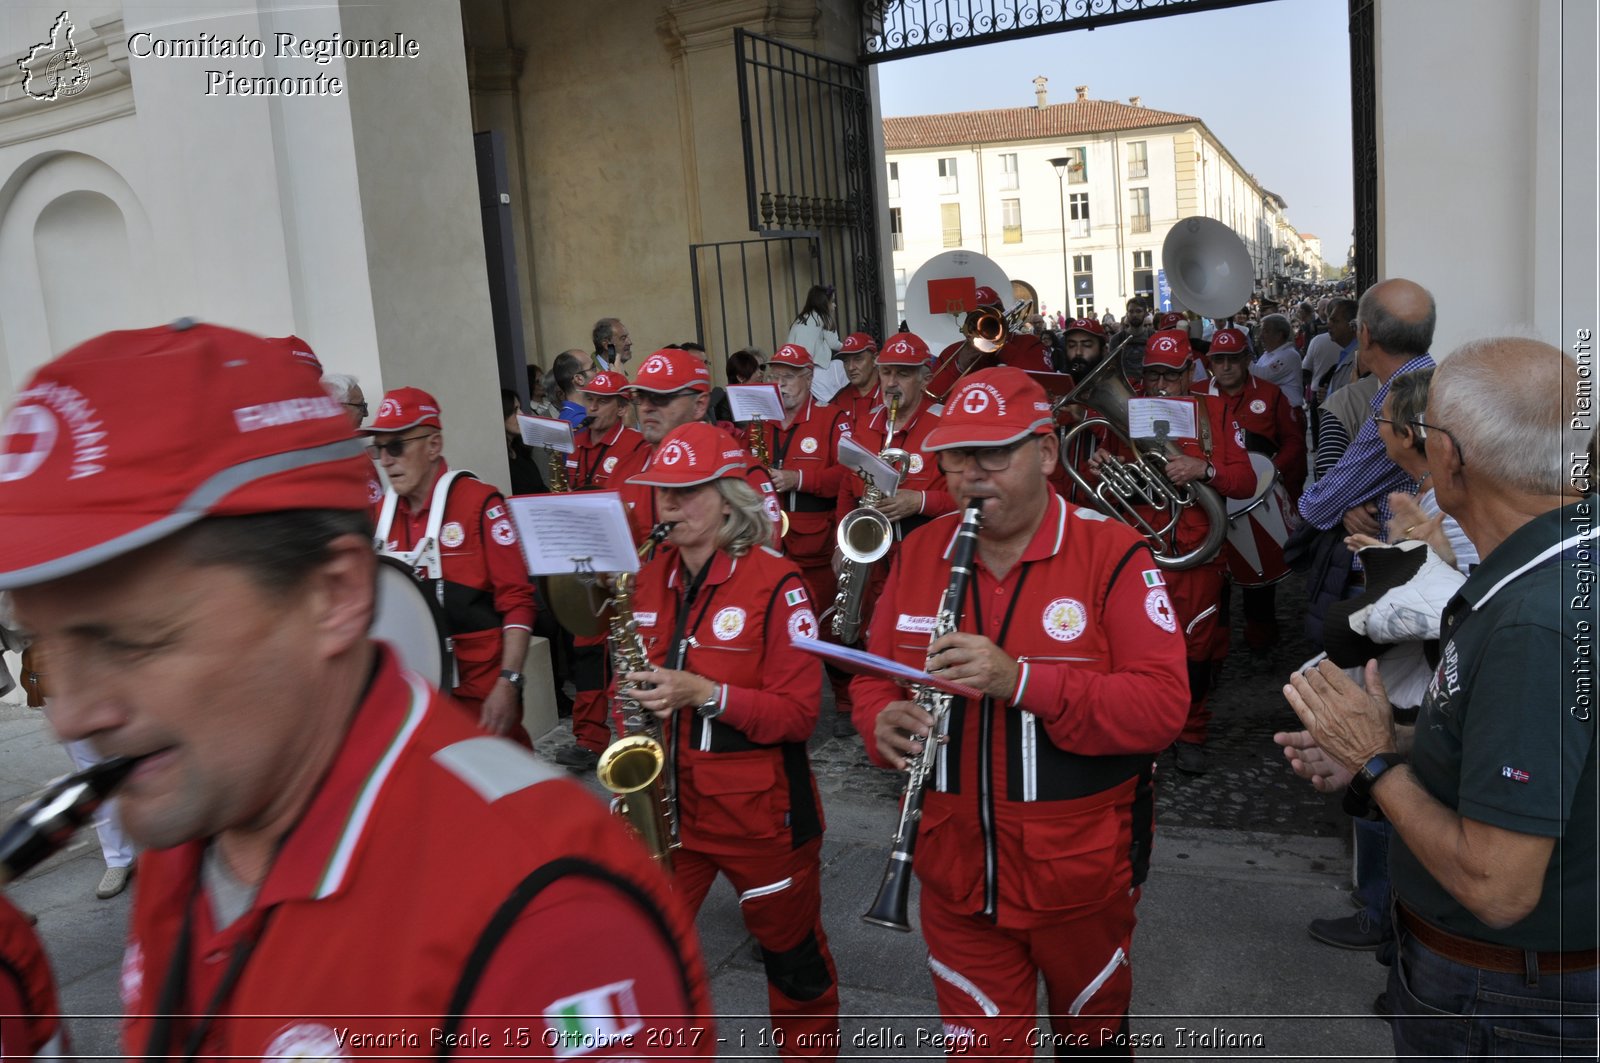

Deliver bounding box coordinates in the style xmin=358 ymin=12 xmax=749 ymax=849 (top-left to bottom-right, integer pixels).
xmin=505 ymin=491 xmax=640 ymax=576
xmin=725 ymin=384 xmax=785 ymax=423
xmin=517 ymin=414 xmax=576 ymax=453
xmin=1126 ymin=397 xmax=1198 ymax=442
xmin=791 ymin=638 xmax=982 ymax=699
xmin=838 ymin=435 xmax=903 ymax=496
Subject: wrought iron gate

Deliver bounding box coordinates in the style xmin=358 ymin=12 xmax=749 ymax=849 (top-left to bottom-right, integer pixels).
xmin=689 ymin=235 xmax=824 ymax=363
xmin=732 ymin=29 xmax=884 ymax=343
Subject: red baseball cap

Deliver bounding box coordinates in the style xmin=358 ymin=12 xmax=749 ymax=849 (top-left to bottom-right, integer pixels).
xmin=973 ymin=286 xmax=1002 ymax=308
xmin=1144 ymin=330 xmax=1193 ymax=369
xmin=765 ymin=343 xmax=813 ymax=369
xmin=1063 ymin=318 xmax=1107 ymax=340
xmin=1157 ymin=311 xmax=1188 ymax=330
xmin=0 ymin=321 xmax=370 ymax=589
xmin=923 ymin=368 xmax=1055 ymax=451
xmin=840 ymin=332 xmax=878 ymax=355
xmin=363 ymin=387 xmax=443 ymax=434
xmin=629 ymin=349 xmax=712 ymax=394
xmin=267 ymin=334 xmax=322 ymax=376
xmin=579 ymin=370 xmax=629 ymax=396
xmin=876 ymin=332 xmax=933 ymax=367
xmin=1209 ymin=328 xmax=1251 ymax=357
xmin=626 ymin=423 xmax=748 ymax=487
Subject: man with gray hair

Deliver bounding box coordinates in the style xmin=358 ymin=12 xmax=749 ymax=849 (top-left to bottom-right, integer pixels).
xmin=320 ymin=372 xmax=366 ymax=430
xmin=1252 ymin=313 xmax=1304 ymax=407
xmin=1282 ymin=336 xmax=1597 ymax=1056
xmin=591 ymin=317 xmax=632 ymax=373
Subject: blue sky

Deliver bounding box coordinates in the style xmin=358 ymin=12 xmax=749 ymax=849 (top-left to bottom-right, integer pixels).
xmin=876 ymin=0 xmax=1352 ymax=264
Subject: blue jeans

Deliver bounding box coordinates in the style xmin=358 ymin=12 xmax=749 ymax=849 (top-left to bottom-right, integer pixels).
xmin=1387 ymin=916 xmax=1599 ymax=1057
xmin=1352 ymin=817 xmax=1391 ymax=927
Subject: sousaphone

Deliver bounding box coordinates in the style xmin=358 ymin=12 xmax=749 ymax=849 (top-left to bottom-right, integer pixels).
xmin=1162 ymin=216 xmax=1255 ymax=320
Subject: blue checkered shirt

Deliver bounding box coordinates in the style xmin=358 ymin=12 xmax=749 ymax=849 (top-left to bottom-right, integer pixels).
xmin=1298 ymin=354 xmax=1435 ymax=536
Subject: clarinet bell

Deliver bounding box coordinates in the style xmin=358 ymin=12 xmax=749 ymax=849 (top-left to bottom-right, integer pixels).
xmin=861 ymin=852 xmax=915 ymax=932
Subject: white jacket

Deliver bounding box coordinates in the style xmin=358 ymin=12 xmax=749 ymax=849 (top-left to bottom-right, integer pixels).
xmin=786 ymin=313 xmax=845 ymax=402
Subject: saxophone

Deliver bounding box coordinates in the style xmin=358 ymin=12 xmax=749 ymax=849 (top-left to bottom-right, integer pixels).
xmin=594 ymin=532 xmax=679 ymax=864
xmin=828 ymin=392 xmax=911 ymax=643
xmin=863 ymin=501 xmax=984 ymax=931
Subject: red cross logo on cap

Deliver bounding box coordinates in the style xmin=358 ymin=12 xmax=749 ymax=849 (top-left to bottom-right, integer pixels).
xmin=378 ymin=398 xmax=401 ymax=419
xmin=642 ymin=355 xmax=671 ymax=376
xmin=0 ymin=405 xmax=59 ymax=484
xmin=960 ymin=389 xmax=990 ymax=414
xmin=1154 ymin=337 xmax=1176 ymax=354
xmin=660 ymin=442 xmax=685 ymax=465
xmin=888 ymin=340 xmax=909 ymax=356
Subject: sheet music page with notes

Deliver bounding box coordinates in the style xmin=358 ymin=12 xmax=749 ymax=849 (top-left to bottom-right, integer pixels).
xmin=725 ymin=384 xmax=785 ymax=422
xmin=1126 ymin=397 xmax=1199 ymax=442
xmin=837 ymin=436 xmax=903 ymax=496
xmin=516 ymin=414 xmax=576 ymax=453
xmin=504 ymin=491 xmax=639 ymax=576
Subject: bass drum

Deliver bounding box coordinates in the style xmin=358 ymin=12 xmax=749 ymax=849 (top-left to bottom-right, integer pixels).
xmin=1223 ymin=451 xmax=1293 ymax=588
xmin=372 ymin=555 xmax=453 ymax=688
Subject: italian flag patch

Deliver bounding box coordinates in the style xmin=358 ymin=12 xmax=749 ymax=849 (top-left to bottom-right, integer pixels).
xmin=544 ymin=979 xmax=642 ymax=1057
xmin=785 ymin=588 xmax=808 ymax=606
xmin=1142 ymin=569 xmax=1165 ymax=588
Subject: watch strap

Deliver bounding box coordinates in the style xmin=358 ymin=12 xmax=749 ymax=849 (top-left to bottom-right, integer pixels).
xmin=1343 ymin=752 xmax=1402 ymax=820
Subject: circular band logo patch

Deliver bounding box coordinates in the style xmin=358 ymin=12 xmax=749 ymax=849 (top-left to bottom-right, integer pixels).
xmin=800 ymin=436 xmax=819 ymax=454
xmin=908 ymin=453 xmax=924 ymax=474
xmin=712 ymin=606 xmax=746 ymax=640
xmin=440 ymin=521 xmax=465 ymax=548
xmin=0 ymin=405 xmax=59 ymax=483
xmin=1145 ymin=588 xmax=1177 ymax=633
xmin=603 ymin=455 xmax=619 ymax=473
xmin=1042 ymin=597 xmax=1088 ymax=642
xmin=1248 ymin=398 xmax=1268 ymax=415
xmin=262 ymin=1023 xmax=350 ymax=1060
xmin=490 ymin=519 xmax=516 ymax=546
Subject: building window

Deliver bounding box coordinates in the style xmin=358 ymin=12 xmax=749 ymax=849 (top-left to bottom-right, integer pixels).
xmin=1066 ymin=146 xmax=1087 ymax=184
xmin=999 ymin=153 xmax=1019 ymax=191
xmin=1129 ymin=188 xmax=1150 ymax=233
xmin=895 ymin=268 xmax=908 ymax=303
xmin=1132 ymin=250 xmax=1154 ymax=299
xmin=887 ymin=161 xmax=900 ymax=199
xmin=1068 ymin=193 xmax=1089 ymax=239
xmin=1002 ymin=198 xmax=1022 ymax=244
xmin=1127 ymin=141 xmax=1148 ymax=180
xmin=941 ymin=202 xmax=962 ymax=247
xmin=890 ymin=207 xmax=904 ymax=251
xmin=938 ymin=156 xmax=959 ymax=194
xmin=1073 ymin=254 xmax=1094 ymax=318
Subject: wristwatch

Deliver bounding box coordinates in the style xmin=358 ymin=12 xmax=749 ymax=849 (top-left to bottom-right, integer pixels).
xmin=498 ymin=669 xmax=526 ymax=693
xmin=1202 ymin=461 xmax=1216 ymax=483
xmin=695 ymin=683 xmax=725 ymax=719
xmin=1343 ymin=751 xmax=1403 ymax=820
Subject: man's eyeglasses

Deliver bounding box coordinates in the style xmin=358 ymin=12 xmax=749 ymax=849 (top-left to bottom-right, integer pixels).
xmin=365 ymin=432 xmax=436 ymax=459
xmin=633 ymin=390 xmax=695 ymax=408
xmin=937 ymin=437 xmax=1032 ymax=474
xmin=344 ymin=401 xmax=369 ymax=418
xmin=1142 ymin=367 xmax=1188 ymax=382
xmin=1408 ymin=419 xmax=1466 ymax=466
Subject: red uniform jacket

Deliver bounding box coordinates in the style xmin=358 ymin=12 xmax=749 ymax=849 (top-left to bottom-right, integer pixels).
xmin=627 ymin=545 xmax=826 ymax=857
xmin=378 ymin=466 xmax=535 ymax=699
xmin=568 ymin=422 xmax=649 ymax=491
xmin=851 ymin=498 xmax=1188 ymax=927
xmin=0 ymin=896 xmax=65 ymax=1059
xmin=929 ymin=335 xmax=1055 ymax=401
xmin=829 ymin=381 xmax=881 ymax=432
xmin=744 ymin=399 xmax=851 ymax=565
xmin=122 ymin=648 xmax=711 ymax=1059
xmin=835 ymin=397 xmax=955 ymax=537
xmin=1196 ymin=376 xmax=1307 ymax=501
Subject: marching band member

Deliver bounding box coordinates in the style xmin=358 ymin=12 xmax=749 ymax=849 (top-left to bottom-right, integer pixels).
xmin=366 ymin=388 xmax=536 ymax=745
xmin=619 ymin=422 xmax=840 ymax=1059
xmin=851 ymin=368 xmax=1187 ymax=1059
xmin=927 ymin=287 xmax=1054 ymax=402
xmin=829 ymin=332 xmax=882 ymax=426
xmin=568 ymin=369 xmax=648 ymax=489
xmin=1093 ymin=330 xmax=1256 ymax=775
xmin=1196 ymin=326 xmax=1308 ymax=651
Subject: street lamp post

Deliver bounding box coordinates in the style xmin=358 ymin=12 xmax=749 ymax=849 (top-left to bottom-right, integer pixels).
xmin=1048 ymin=156 xmax=1072 ymax=322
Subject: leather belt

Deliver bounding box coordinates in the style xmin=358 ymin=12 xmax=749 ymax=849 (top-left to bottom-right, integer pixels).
xmin=788 ymin=492 xmax=833 ymax=514
xmin=1398 ymin=903 xmax=1599 ymax=974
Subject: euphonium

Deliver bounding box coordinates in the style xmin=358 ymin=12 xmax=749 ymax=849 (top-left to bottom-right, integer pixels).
xmin=828 ymin=392 xmax=910 ymax=644
xmin=863 ymin=501 xmax=984 ymax=932
xmin=595 ymin=528 xmax=680 ymax=864
xmin=1056 ymin=353 xmax=1227 ymax=569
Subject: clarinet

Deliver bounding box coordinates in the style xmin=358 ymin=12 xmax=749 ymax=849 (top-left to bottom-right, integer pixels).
xmin=0 ymin=755 xmax=143 ymax=884
xmin=863 ymin=501 xmax=984 ymax=931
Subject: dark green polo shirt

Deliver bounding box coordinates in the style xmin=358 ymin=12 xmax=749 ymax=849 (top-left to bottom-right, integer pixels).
xmin=1391 ymin=498 xmax=1599 ymax=950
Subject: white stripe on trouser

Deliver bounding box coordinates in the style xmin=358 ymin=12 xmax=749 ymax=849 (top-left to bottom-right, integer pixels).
xmin=927 ymin=956 xmax=1000 ymax=1018
xmin=1184 ymin=604 xmax=1218 ymax=638
xmin=1019 ymin=711 xmax=1037 ymax=802
xmin=738 ymin=877 xmax=794 ymax=905
xmin=1068 ymin=946 xmax=1128 ymax=1016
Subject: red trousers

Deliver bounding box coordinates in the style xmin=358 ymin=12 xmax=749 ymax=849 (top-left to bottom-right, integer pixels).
xmin=920 ymin=886 xmax=1139 ymax=1059
xmin=1164 ymin=563 xmax=1226 ymax=744
xmin=674 ymin=839 xmax=840 ymax=1059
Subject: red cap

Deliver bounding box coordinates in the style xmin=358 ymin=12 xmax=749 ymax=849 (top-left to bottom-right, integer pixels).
xmin=626 ymin=423 xmax=748 ymax=487
xmin=1063 ymin=318 xmax=1107 ymax=340
xmin=1144 ymin=330 xmax=1193 ymax=369
xmin=973 ymin=285 xmax=1002 ymax=307
xmin=1209 ymin=328 xmax=1251 ymax=357
xmin=579 ymin=370 xmax=629 ymax=396
xmin=765 ymin=343 xmax=813 ymax=369
xmin=267 ymin=334 xmax=322 ymax=376
xmin=364 ymin=387 xmax=443 ymax=434
xmin=629 ymin=349 xmax=712 ymax=394
xmin=1157 ymin=311 xmax=1187 ymax=330
xmin=840 ymin=332 xmax=878 ymax=355
xmin=876 ymin=332 xmax=933 ymax=367
xmin=923 ymin=368 xmax=1054 ymax=451
xmin=0 ymin=321 xmax=370 ymax=589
